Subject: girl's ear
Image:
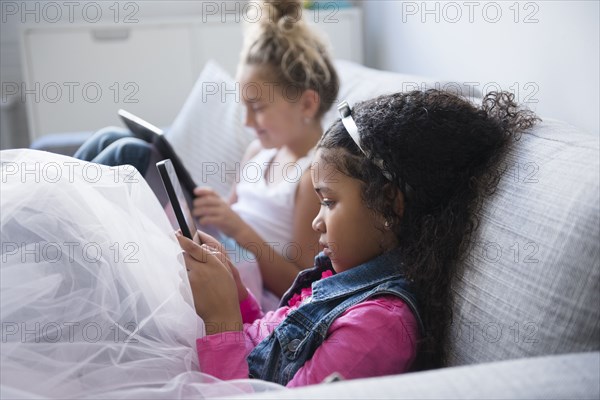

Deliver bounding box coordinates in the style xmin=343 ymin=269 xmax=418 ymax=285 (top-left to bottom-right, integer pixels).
xmin=384 ymin=183 xmax=405 ymax=219
xmin=300 ymin=89 xmax=321 ymax=119
xmin=394 ymin=189 xmax=405 ymax=219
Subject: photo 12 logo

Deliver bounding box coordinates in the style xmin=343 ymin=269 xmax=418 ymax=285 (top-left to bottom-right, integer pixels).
xmin=401 ymin=1 xmax=540 ymax=24
xmin=200 ymin=1 xmax=340 ymax=23
xmin=1 ymin=81 xmax=140 ymax=105
xmin=1 ymin=1 xmax=140 ymax=24
xmin=1 ymin=241 xmax=140 ymax=265
xmin=400 ymin=81 xmax=540 ymax=105
xmin=454 ymin=320 xmax=539 ymax=344
xmin=1 ymin=161 xmax=139 ymax=185
xmin=2 ymin=321 xmax=140 ymax=343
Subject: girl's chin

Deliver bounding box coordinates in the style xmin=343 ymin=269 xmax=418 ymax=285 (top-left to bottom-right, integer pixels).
xmin=325 ymin=251 xmax=348 ymax=273
xmin=256 ymin=135 xmax=276 ymax=148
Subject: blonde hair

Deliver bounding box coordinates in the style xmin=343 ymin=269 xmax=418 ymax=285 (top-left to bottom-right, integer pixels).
xmin=239 ymin=0 xmax=339 ymax=118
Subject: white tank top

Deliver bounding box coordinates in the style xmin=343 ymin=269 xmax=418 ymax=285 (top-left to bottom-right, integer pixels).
xmin=231 ymin=147 xmax=315 ymax=257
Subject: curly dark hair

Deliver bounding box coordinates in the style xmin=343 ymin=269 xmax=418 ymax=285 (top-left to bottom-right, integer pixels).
xmin=317 ymin=90 xmax=539 ymax=370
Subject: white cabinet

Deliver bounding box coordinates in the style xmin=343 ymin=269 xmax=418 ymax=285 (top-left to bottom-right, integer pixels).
xmin=21 ymin=23 xmax=197 ymax=140
xmin=20 ymin=8 xmax=363 ymax=141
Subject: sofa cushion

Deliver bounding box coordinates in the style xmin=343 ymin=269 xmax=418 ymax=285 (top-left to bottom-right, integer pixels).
xmin=231 ymin=352 xmax=600 ymax=399
xmin=448 ymin=118 xmax=600 ymax=365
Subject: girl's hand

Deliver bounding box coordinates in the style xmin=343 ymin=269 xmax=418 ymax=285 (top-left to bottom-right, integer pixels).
xmin=193 ymin=187 xmax=247 ymax=238
xmin=176 ymin=232 xmax=242 ymax=335
xmin=195 ymin=230 xmax=249 ymax=302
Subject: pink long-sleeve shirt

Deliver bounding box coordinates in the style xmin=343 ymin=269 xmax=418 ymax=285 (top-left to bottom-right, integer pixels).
xmin=196 ymin=290 xmax=418 ymax=387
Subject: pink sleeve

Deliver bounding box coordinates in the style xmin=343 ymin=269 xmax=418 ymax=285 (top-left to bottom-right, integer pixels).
xmin=239 ymin=289 xmax=263 ymax=323
xmin=286 ymin=296 xmax=418 ymax=387
xmin=196 ymin=332 xmax=250 ymax=380
xmin=197 ymin=304 xmax=288 ymax=380
xmin=195 ymin=291 xmax=261 ymax=380
xmin=197 ymin=297 xmax=418 ymax=386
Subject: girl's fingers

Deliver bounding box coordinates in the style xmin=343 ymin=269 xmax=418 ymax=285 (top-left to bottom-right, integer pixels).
xmin=193 ymin=203 xmax=225 ymax=218
xmin=200 ymin=244 xmax=230 ymax=267
xmin=182 ymin=251 xmax=199 ymax=272
xmin=196 ymin=231 xmax=224 ymax=251
xmin=193 ymin=205 xmax=222 ymax=218
xmin=176 ymin=233 xmax=231 ymax=275
xmin=193 ymin=198 xmax=217 ymax=210
xmin=176 ymin=233 xmax=213 ymax=264
xmin=198 ymin=216 xmax=222 ymax=227
xmin=193 ymin=186 xmax=216 ymax=197
xmin=194 ymin=196 xmax=220 ymax=208
xmin=193 ymin=192 xmax=223 ymax=208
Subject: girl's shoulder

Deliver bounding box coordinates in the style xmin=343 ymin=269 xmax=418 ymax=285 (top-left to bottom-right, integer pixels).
xmin=241 ymin=140 xmax=281 ymax=166
xmin=241 ymin=139 xmax=264 ymax=165
xmin=331 ymin=295 xmax=419 ymax=342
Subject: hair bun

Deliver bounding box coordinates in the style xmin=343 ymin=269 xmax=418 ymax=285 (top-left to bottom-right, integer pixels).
xmin=263 ymin=0 xmax=304 ymax=24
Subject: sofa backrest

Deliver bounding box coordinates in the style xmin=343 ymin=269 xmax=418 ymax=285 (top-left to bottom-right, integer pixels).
xmin=447 ymin=119 xmax=600 ymax=365
xmin=322 ymin=60 xmax=482 ymax=131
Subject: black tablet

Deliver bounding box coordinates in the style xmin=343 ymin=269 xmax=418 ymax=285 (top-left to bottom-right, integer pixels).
xmin=118 ymin=109 xmax=197 ymax=200
xmin=156 ymin=159 xmax=199 ymax=240
xmin=118 ymin=109 xmax=162 ymax=143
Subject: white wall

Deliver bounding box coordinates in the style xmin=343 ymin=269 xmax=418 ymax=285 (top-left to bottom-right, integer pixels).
xmin=360 ymin=0 xmax=599 ymax=135
xmin=0 ymin=0 xmax=210 ymax=148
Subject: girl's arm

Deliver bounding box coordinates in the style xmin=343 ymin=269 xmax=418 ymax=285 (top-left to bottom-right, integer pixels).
xmin=286 ymin=297 xmax=418 ymax=386
xmin=239 ymin=288 xmax=263 ymax=323
xmin=197 ymin=303 xmax=287 ymax=380
xmin=197 ymin=296 xmax=418 ymax=386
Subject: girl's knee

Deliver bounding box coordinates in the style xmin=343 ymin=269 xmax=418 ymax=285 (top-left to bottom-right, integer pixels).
xmin=96 ymin=128 xmax=132 ymax=148
xmin=112 ymin=137 xmax=149 ymax=156
xmin=109 ymin=138 xmax=151 ymax=173
xmin=96 ymin=126 xmax=128 ymax=136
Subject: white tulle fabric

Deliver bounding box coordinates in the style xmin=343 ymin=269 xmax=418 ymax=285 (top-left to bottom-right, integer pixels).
xmin=0 ymin=149 xmax=283 ymax=399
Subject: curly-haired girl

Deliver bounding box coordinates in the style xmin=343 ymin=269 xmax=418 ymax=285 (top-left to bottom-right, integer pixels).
xmin=178 ymin=89 xmax=539 ymax=385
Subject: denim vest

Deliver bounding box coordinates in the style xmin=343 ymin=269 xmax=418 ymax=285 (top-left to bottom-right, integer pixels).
xmin=247 ymin=249 xmax=423 ymax=385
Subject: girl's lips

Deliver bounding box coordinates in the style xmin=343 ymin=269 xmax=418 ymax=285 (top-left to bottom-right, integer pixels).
xmin=319 ymin=242 xmax=331 ymax=256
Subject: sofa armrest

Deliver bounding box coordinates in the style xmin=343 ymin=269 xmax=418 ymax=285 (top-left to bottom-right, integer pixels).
xmin=29 ymin=131 xmax=93 ymax=157
xmin=232 ymin=352 xmax=600 ymax=399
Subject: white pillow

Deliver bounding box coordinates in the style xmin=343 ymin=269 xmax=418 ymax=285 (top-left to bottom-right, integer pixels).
xmin=166 ymin=60 xmax=254 ymax=198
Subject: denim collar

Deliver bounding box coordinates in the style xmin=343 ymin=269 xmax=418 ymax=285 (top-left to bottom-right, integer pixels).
xmin=310 ymin=248 xmax=407 ymax=302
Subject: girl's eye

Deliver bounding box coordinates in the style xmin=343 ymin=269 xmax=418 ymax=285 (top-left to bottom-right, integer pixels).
xmin=320 ymin=200 xmax=335 ymax=209
xmin=252 ymin=104 xmax=266 ymax=112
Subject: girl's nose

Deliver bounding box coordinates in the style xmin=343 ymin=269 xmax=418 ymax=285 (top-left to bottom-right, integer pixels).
xmin=312 ymin=211 xmax=325 ymax=233
xmin=244 ymin=109 xmax=255 ymax=128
